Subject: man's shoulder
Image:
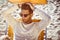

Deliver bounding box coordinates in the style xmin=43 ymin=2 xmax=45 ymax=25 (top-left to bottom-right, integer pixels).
xmin=17 ymin=18 xmax=41 ymax=22
xmin=32 ymin=19 xmax=41 ymax=22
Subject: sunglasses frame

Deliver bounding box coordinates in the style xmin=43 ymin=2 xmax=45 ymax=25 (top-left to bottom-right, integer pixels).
xmin=20 ymin=13 xmax=31 ymax=17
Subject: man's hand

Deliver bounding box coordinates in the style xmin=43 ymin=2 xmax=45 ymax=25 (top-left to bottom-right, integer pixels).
xmin=18 ymin=2 xmax=35 ymax=10
xmin=26 ymin=2 xmax=35 ymax=10
xmin=0 ymin=35 xmax=10 ymax=40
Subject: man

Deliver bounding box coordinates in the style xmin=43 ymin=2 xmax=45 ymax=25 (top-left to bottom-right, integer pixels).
xmin=1 ymin=2 xmax=51 ymax=40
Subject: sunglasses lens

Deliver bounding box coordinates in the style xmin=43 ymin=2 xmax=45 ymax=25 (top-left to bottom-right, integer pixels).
xmin=20 ymin=14 xmax=29 ymax=17
xmin=24 ymin=14 xmax=28 ymax=17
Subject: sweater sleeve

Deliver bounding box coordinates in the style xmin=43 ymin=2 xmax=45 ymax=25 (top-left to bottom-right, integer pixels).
xmin=1 ymin=5 xmax=19 ymax=28
xmin=34 ymin=8 xmax=51 ymax=30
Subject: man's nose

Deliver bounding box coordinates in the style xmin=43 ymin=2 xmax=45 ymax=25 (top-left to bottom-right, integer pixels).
xmin=22 ymin=16 xmax=25 ymax=18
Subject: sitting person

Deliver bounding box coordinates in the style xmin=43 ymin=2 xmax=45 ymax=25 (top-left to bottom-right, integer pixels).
xmin=1 ymin=2 xmax=51 ymax=40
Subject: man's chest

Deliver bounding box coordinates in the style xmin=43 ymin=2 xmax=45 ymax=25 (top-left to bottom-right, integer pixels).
xmin=15 ymin=23 xmax=40 ymax=39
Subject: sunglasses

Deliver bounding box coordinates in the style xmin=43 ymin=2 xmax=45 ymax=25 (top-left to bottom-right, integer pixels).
xmin=20 ymin=13 xmax=31 ymax=17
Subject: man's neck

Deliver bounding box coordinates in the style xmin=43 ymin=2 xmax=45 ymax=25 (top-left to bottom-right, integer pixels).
xmin=24 ymin=20 xmax=32 ymax=24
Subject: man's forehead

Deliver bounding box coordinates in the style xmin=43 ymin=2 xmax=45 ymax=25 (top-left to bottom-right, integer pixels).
xmin=21 ymin=10 xmax=30 ymax=14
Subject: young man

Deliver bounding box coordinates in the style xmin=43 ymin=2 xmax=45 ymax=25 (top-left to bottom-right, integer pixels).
xmin=1 ymin=2 xmax=51 ymax=40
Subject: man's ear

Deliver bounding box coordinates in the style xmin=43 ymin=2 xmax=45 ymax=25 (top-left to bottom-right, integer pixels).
xmin=18 ymin=4 xmax=21 ymax=8
xmin=30 ymin=13 xmax=33 ymax=17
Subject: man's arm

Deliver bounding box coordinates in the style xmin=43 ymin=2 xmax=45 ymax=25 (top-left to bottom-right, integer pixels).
xmin=34 ymin=8 xmax=51 ymax=40
xmin=34 ymin=8 xmax=51 ymax=30
xmin=1 ymin=5 xmax=19 ymax=28
xmin=0 ymin=5 xmax=19 ymax=40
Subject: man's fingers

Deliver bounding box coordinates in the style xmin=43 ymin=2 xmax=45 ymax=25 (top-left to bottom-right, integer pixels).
xmin=18 ymin=2 xmax=25 ymax=8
